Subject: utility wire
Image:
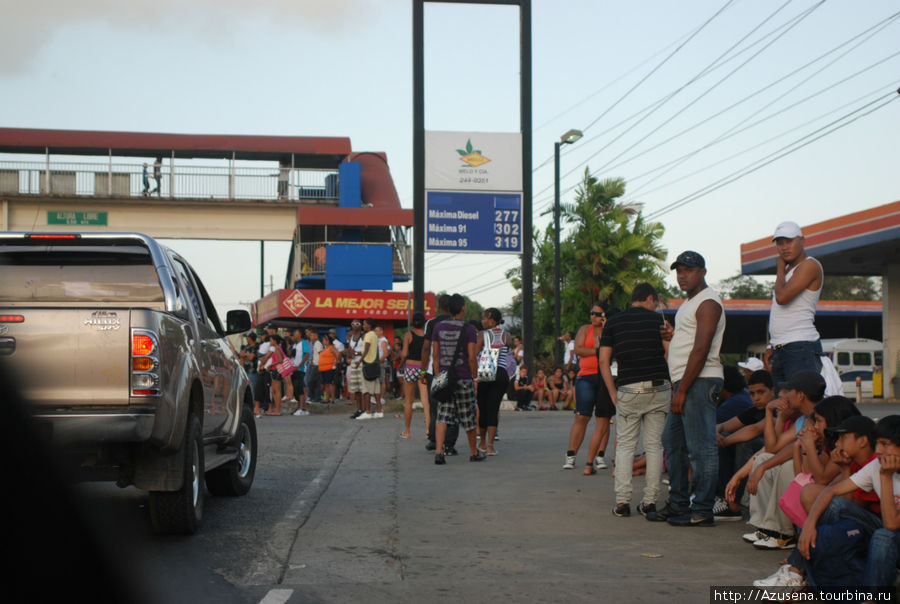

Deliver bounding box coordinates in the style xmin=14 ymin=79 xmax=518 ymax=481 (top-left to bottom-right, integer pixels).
xmin=620 ymin=12 xmax=900 ymax=196
xmin=531 ymin=1 xmax=818 ymax=214
xmin=531 ymin=23 xmax=900 ymax=215
xmin=589 ymin=0 xmax=823 ymax=178
xmin=644 ymin=90 xmax=900 ymax=220
xmin=625 ymin=53 xmax=900 ymax=200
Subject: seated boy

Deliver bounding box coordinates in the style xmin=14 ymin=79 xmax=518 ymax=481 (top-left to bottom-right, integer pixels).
xmin=795 ymin=415 xmax=900 ymax=587
xmin=753 ymin=414 xmax=877 ymax=586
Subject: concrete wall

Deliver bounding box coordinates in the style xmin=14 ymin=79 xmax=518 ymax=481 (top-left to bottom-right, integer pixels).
xmin=1 ymin=196 xmax=297 ymax=241
xmin=884 ymin=263 xmax=900 ymax=398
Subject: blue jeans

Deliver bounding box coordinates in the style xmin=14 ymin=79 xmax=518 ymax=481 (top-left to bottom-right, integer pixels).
xmin=770 ymin=340 xmax=822 ymax=392
xmin=863 ymin=528 xmax=900 ymax=586
xmin=662 ymin=377 xmax=722 ymax=515
xmin=818 ymin=496 xmax=883 ymax=536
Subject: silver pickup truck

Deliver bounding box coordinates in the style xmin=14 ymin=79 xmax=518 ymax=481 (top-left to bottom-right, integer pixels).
xmin=0 ymin=232 xmax=256 ymax=534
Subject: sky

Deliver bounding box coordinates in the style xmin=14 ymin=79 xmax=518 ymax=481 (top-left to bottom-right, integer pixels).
xmin=1 ymin=0 xmax=898 ymax=317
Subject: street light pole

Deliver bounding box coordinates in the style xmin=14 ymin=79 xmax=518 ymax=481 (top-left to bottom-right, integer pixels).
xmin=554 ymin=129 xmax=582 ymax=367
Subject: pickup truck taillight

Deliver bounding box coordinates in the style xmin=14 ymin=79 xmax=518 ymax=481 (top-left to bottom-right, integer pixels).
xmin=131 ymin=329 xmax=160 ymax=396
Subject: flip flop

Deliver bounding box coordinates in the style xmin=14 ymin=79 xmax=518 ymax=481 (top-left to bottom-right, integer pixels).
xmin=584 ymin=463 xmax=597 ymax=476
xmin=400 ymin=432 xmax=410 ymax=439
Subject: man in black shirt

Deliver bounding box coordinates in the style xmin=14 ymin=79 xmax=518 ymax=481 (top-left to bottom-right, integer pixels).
xmin=599 ymin=282 xmax=671 ymax=518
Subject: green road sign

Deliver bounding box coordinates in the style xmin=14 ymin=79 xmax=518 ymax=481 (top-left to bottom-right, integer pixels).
xmin=47 ymin=211 xmax=108 ymax=226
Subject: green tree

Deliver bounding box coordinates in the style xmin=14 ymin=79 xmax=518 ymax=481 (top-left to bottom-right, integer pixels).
xmin=820 ymin=276 xmax=881 ymax=301
xmin=718 ymin=273 xmax=772 ymax=299
xmin=508 ymin=170 xmax=669 ymax=357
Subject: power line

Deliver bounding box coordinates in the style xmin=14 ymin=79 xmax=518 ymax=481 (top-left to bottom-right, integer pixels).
xmin=627 ymin=81 xmax=899 ymax=204
xmin=532 ymin=12 xmax=900 ymax=216
xmin=644 ymin=90 xmax=900 ymax=220
xmin=619 ymin=12 xmax=900 ymax=196
xmin=588 ymin=0 xmax=823 ymax=178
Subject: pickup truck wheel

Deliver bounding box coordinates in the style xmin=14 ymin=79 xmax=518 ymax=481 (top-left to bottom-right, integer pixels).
xmin=149 ymin=414 xmax=204 ymax=534
xmin=206 ymin=405 xmax=257 ymax=496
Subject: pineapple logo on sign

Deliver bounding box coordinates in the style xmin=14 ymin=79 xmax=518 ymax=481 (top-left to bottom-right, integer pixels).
xmin=456 ymin=139 xmax=491 ymax=168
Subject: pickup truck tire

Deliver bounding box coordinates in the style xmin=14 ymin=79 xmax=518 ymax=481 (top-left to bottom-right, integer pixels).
xmin=206 ymin=405 xmax=257 ymax=496
xmin=148 ymin=414 xmax=205 ymax=534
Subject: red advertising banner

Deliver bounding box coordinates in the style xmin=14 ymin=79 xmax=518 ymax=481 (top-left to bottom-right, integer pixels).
xmin=253 ymin=289 xmax=435 ymax=325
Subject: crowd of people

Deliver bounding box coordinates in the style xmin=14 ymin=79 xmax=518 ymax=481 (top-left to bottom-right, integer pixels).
xmin=238 ymin=219 xmax=897 ymax=590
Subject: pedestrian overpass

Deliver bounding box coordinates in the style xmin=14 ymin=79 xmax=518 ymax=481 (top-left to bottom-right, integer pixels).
xmin=0 ymin=127 xmax=400 ymax=242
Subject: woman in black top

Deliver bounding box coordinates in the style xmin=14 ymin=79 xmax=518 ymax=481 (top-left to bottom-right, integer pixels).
xmin=399 ymin=312 xmax=429 ymax=439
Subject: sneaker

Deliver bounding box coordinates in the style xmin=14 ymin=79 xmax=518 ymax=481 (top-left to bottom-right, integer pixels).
xmin=753 ymin=565 xmax=807 ymax=587
xmin=594 ymin=456 xmax=608 ymax=470
xmin=356 ymin=412 xmax=373 ymax=420
xmin=613 ymin=503 xmax=631 ymax=517
xmin=469 ymin=451 xmax=487 ymax=462
xmin=292 ymin=409 xmax=304 ymax=416
xmin=714 ymin=508 xmax=743 ymax=522
xmin=288 ymin=398 xmax=298 ymax=403
xmin=753 ymin=534 xmax=796 ymax=550
xmin=645 ymin=503 xmax=687 ymax=522
xmin=563 ymin=455 xmax=576 ymax=470
xmin=637 ymin=502 xmax=656 ymax=517
xmin=712 ymin=497 xmax=729 ymax=516
xmin=425 ymin=440 xmax=436 ymax=451
xmin=350 ymin=409 xmax=363 ymax=419
xmin=373 ymin=412 xmax=384 ymax=419
xmin=443 ymin=446 xmax=459 ymax=456
xmin=667 ymin=512 xmax=714 ymax=527
xmin=434 ymin=453 xmax=446 ymax=465
xmin=742 ymin=530 xmax=766 ymax=544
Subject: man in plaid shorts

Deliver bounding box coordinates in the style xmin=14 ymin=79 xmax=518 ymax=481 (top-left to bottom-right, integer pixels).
xmin=431 ymin=293 xmax=487 ymax=465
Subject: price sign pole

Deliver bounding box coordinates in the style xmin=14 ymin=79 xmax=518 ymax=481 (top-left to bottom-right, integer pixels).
xmin=413 ymin=0 xmax=533 ymax=369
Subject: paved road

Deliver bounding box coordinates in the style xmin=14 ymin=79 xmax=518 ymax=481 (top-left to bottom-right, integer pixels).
xmin=71 ymin=400 xmax=899 ymax=603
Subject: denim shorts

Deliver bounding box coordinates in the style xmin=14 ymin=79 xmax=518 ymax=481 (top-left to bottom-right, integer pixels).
xmin=574 ymin=374 xmax=615 ymax=418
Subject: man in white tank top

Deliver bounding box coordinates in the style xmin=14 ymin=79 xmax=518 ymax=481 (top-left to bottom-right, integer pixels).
xmin=768 ymin=221 xmax=824 ymax=392
xmin=647 ymin=251 xmax=725 ymax=527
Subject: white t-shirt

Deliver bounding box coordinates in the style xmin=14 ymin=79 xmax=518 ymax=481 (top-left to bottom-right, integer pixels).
xmin=311 ymin=340 xmax=323 ymax=364
xmin=668 ymin=286 xmax=725 ymax=382
xmin=850 ymin=457 xmax=900 ymax=510
xmin=332 ymin=339 xmax=345 ymax=354
xmin=257 ymin=341 xmax=272 ymax=371
xmin=564 ymin=340 xmax=575 ymax=365
xmin=378 ymin=336 xmax=389 ymax=361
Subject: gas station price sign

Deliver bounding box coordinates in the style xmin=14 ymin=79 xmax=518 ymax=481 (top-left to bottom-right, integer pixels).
xmin=425 ymin=191 xmax=522 ymax=254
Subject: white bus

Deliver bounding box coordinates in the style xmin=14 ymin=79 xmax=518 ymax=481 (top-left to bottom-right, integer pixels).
xmin=820 ymin=338 xmax=883 ymax=397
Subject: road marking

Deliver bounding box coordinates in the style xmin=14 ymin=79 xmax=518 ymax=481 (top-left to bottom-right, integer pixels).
xmin=260 ymin=588 xmax=293 ymax=604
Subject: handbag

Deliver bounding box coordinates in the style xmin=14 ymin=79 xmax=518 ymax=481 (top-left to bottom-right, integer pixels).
xmin=778 ymin=471 xmax=814 ymax=527
xmin=430 ymin=325 xmax=467 ymax=403
xmin=476 ymin=337 xmax=499 ymax=382
xmin=362 ymin=360 xmax=380 ymax=381
xmin=273 ymin=347 xmax=294 ymax=378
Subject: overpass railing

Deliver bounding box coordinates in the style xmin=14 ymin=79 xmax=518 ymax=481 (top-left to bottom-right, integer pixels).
xmin=0 ymin=159 xmax=339 ymax=202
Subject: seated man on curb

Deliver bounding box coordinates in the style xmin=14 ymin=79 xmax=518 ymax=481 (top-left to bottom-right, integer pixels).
xmin=714 ymin=370 xmax=774 ymax=521
xmin=793 ymin=415 xmax=900 ymax=589
xmin=754 ymin=414 xmax=878 ymax=587
xmin=715 ymin=365 xmax=753 ymax=424
xmin=727 ymin=370 xmax=825 ymax=549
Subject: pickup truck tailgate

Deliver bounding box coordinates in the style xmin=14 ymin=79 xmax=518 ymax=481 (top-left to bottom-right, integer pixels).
xmin=1 ymin=308 xmax=131 ymax=407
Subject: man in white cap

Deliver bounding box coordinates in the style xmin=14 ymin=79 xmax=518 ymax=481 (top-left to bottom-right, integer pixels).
xmin=737 ymin=357 xmax=765 ymax=381
xmin=767 ymin=221 xmax=824 ymax=393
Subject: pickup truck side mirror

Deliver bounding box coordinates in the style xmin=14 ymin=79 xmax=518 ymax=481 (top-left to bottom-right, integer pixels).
xmin=225 ymin=310 xmax=252 ymax=335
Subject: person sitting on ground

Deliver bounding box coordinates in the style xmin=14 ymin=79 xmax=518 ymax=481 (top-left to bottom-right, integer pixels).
xmin=533 ymin=369 xmax=552 ymax=410
xmin=731 ymin=371 xmax=825 ymax=549
xmin=716 ymin=365 xmax=753 ymax=423
xmin=512 ymin=365 xmax=534 ymax=411
xmin=547 ymin=367 xmax=566 ymax=409
xmin=737 ymin=357 xmax=765 ymax=381
xmin=563 ymin=369 xmax=577 ymax=410
xmin=714 ymin=370 xmax=775 ymax=520
xmin=756 ymin=415 xmax=893 ymax=588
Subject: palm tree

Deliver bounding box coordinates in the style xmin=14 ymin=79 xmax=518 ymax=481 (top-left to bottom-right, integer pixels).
xmin=508 ymin=170 xmax=669 ymax=358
